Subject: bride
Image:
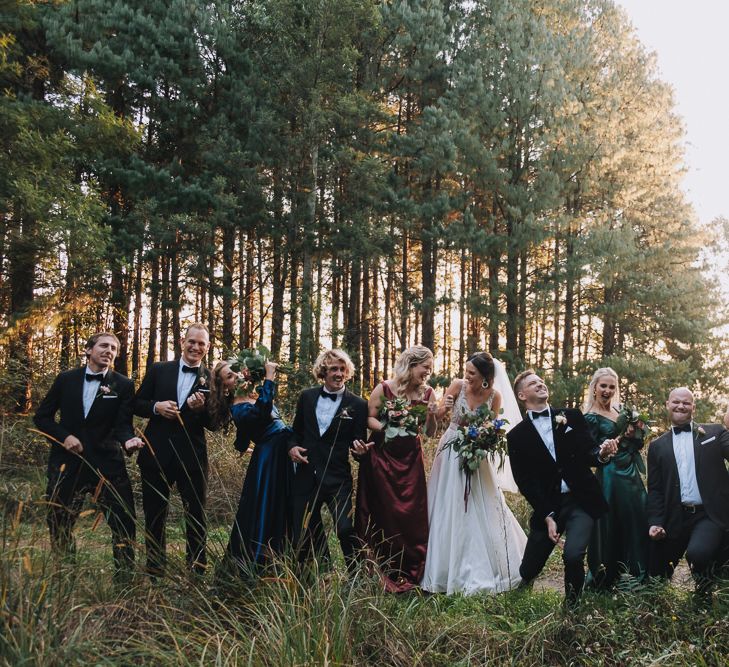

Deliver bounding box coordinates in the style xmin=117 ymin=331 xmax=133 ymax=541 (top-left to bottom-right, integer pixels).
xmin=421 ymin=352 xmax=526 ymax=594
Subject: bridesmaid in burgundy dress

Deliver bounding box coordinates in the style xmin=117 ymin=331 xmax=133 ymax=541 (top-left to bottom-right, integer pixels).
xmin=355 ymin=345 xmax=437 ymax=592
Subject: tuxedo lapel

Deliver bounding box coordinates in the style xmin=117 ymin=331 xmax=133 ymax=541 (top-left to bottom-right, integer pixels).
xmin=523 ymin=414 xmax=555 ymax=462
xmin=85 ymin=370 xmax=116 ymax=420
xmin=323 ymin=390 xmax=353 ymax=438
xmin=71 ymin=368 xmax=86 ymax=425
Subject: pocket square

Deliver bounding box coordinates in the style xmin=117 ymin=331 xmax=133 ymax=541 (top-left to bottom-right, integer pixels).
xmin=102 ymin=395 xmax=118 ymax=399
xmin=565 ymin=426 xmax=573 ymax=434
xmin=700 ymin=436 xmax=716 ymax=445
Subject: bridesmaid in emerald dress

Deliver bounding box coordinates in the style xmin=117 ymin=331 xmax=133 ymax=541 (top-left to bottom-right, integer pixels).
xmin=584 ymin=367 xmax=649 ymax=588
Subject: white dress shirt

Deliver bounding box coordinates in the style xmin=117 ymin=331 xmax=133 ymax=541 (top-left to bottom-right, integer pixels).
xmin=672 ymin=423 xmax=702 ymax=505
xmin=316 ymin=386 xmax=345 ymax=436
xmin=83 ymin=369 xmax=108 ymax=418
xmin=177 ymin=359 xmax=200 ymax=406
xmin=529 ymin=407 xmax=570 ymax=493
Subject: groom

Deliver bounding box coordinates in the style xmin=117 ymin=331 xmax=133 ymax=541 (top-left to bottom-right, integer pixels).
xmin=647 ymin=387 xmax=729 ymax=594
xmin=507 ymin=370 xmax=616 ymax=603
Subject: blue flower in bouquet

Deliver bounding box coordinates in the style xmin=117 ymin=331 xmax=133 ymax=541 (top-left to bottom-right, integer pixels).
xmin=468 ymin=426 xmax=479 ymax=439
xmin=492 ymin=418 xmax=505 ymax=430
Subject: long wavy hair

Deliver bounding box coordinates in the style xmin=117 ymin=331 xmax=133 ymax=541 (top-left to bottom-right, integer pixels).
xmin=582 ymin=367 xmax=620 ymax=413
xmin=391 ymin=345 xmax=434 ymax=399
xmin=207 ymin=361 xmax=234 ymax=431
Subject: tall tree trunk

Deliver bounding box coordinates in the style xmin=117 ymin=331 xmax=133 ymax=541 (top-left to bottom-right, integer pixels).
xmin=131 ymin=250 xmax=143 ymax=378
xmin=146 ymin=250 xmax=160 ymax=368
xmin=221 ymin=223 xmax=235 ymax=354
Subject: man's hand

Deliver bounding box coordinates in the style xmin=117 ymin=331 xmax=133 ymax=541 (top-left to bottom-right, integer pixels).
xmin=186 ymin=391 xmax=206 ymax=412
xmin=351 ymin=439 xmax=374 ymax=456
xmin=123 ymin=437 xmax=144 ymax=454
xmin=649 ymin=525 xmax=666 ymax=541
xmin=289 ymin=446 xmax=309 ymax=464
xmin=63 ymin=434 xmax=83 ymax=454
xmin=155 ymin=400 xmax=179 ymax=419
xmin=545 ymin=515 xmax=561 ymax=544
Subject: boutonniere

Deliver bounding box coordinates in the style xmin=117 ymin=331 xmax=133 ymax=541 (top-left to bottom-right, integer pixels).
xmin=198 ymin=375 xmax=207 ymax=387
xmin=695 ymin=425 xmax=705 ymax=436
xmin=338 ymin=407 xmax=353 ymax=420
xmin=554 ymin=412 xmax=567 ymax=426
xmin=97 ymin=384 xmax=117 ymax=398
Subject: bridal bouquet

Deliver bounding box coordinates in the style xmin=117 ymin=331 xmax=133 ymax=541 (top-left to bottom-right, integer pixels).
xmin=379 ymin=396 xmax=428 ymax=444
xmin=441 ymin=407 xmax=509 ymax=511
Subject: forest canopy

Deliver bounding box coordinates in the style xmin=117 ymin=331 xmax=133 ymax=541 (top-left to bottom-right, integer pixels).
xmin=1 ymin=0 xmax=726 ymax=416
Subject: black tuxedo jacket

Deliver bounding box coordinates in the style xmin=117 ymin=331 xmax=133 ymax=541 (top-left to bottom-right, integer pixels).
xmin=647 ymin=423 xmax=729 ymax=536
xmin=34 ymin=367 xmax=135 ymax=476
xmin=507 ymin=407 xmax=608 ymax=529
xmin=134 ymin=360 xmax=212 ymax=471
xmin=289 ymin=386 xmax=368 ymax=494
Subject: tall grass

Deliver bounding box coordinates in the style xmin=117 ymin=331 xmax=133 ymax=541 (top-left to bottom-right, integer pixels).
xmin=2 ymin=419 xmax=729 ymax=666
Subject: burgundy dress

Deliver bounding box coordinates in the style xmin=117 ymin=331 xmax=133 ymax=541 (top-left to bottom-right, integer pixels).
xmin=355 ymin=382 xmax=431 ymax=592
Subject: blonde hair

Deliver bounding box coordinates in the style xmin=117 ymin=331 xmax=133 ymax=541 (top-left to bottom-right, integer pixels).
xmin=312 ymin=348 xmax=355 ymax=382
xmin=391 ymin=345 xmax=433 ymax=398
xmin=583 ymin=367 xmax=620 ymax=413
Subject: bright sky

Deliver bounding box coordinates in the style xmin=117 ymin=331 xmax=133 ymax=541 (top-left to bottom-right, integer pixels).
xmin=615 ymin=1 xmax=729 ymax=228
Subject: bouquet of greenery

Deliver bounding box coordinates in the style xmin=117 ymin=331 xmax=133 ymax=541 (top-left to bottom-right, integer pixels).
xmin=614 ymin=404 xmax=651 ymax=441
xmin=379 ymin=396 xmax=428 ymax=444
xmin=440 ymin=406 xmax=509 ymax=511
xmin=227 ymin=343 xmax=272 ymax=396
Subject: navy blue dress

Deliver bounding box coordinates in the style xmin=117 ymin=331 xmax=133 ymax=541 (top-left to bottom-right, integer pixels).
xmin=226 ymin=379 xmax=292 ymax=570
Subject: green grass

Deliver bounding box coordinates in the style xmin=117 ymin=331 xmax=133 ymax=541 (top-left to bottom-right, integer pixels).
xmin=2 ymin=428 xmax=729 ymax=666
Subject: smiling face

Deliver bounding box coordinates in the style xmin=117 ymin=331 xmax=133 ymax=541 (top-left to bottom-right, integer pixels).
xmin=517 ymin=373 xmax=549 ymax=409
xmin=323 ymin=361 xmax=348 ymax=393
xmin=666 ymin=388 xmax=694 ymax=426
xmin=464 ymin=361 xmax=483 ymax=388
xmin=86 ymin=336 xmax=118 ymax=373
xmin=411 ymin=358 xmax=433 ymax=387
xmin=218 ymin=363 xmax=240 ymax=393
xmin=595 ymin=374 xmax=617 ymax=406
xmin=181 ymin=326 xmax=210 ymax=366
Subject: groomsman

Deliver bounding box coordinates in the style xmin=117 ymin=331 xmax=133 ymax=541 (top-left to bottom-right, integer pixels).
xmin=507 ymin=370 xmax=616 ymax=603
xmin=135 ymin=323 xmax=212 ymax=576
xmin=34 ymin=332 xmax=143 ymax=578
xmin=288 ymin=348 xmax=369 ymax=571
xmin=647 ymin=387 xmax=729 ymax=594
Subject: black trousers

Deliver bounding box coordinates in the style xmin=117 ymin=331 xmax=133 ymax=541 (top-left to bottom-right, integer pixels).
xmin=291 ymin=480 xmax=357 ymax=572
xmin=46 ymin=462 xmax=136 ymax=572
xmin=649 ymin=505 xmax=725 ymax=591
xmin=141 ymin=458 xmax=208 ymax=575
xmin=520 ymin=493 xmax=594 ymax=602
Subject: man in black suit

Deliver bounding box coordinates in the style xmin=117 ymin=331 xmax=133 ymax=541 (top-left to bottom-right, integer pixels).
xmin=288 ymin=348 xmax=369 ymax=571
xmin=647 ymin=387 xmax=729 ymax=593
xmin=507 ymin=370 xmax=616 ymax=603
xmin=135 ymin=323 xmax=212 ymax=576
xmin=34 ymin=332 xmax=142 ymax=577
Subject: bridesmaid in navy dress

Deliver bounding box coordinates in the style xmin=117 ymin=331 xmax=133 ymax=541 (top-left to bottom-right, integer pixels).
xmin=209 ymin=359 xmax=292 ymax=574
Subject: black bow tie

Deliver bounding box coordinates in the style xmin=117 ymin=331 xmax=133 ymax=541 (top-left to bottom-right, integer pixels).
xmin=320 ymin=389 xmax=339 ymax=402
xmin=531 ymin=409 xmax=550 ymax=419
xmin=181 ymin=365 xmax=199 ymax=374
xmin=673 ymin=423 xmax=692 ymax=435
xmin=85 ymin=373 xmax=104 ymax=382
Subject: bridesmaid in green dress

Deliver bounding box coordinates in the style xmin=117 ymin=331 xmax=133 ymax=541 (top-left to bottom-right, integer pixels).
xmin=584 ymin=367 xmax=649 ymax=588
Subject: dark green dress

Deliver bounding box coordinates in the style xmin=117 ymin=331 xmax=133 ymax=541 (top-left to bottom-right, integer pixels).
xmin=585 ymin=412 xmax=649 ymax=588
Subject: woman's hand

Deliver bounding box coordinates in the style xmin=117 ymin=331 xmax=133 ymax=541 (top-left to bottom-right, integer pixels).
xmin=264 ymin=360 xmax=278 ymax=381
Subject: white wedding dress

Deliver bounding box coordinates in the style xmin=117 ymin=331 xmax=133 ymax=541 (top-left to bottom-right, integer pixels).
xmin=421 ymin=361 xmax=526 ymax=594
